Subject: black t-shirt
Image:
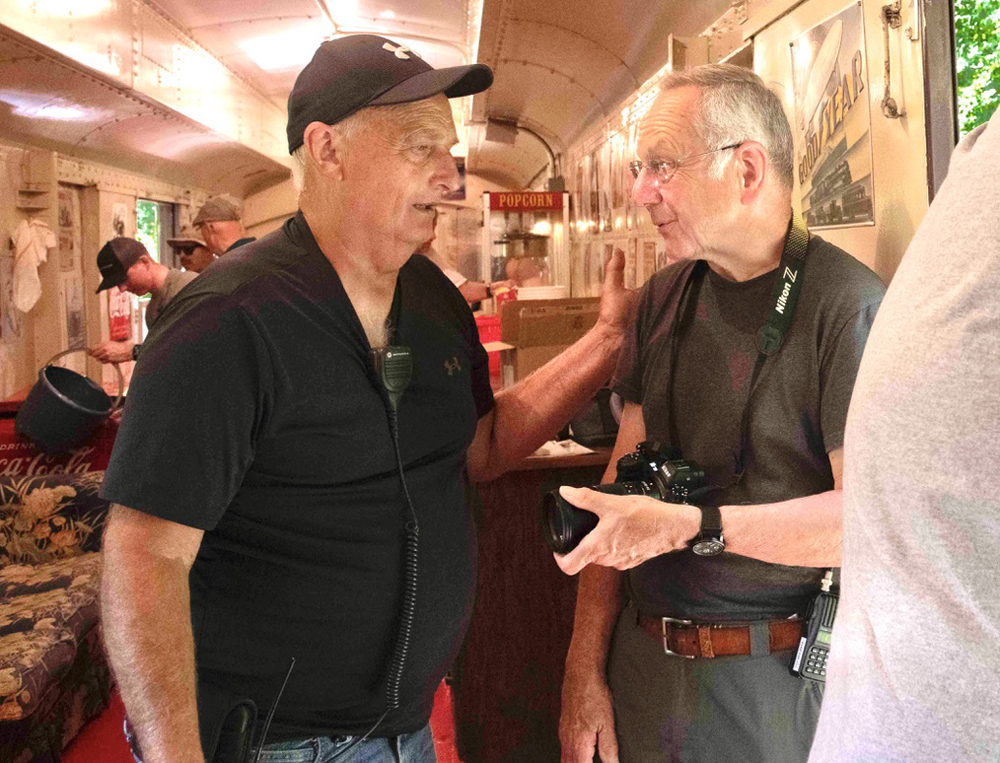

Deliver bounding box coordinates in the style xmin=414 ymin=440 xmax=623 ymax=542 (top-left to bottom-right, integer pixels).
xmin=225 ymin=236 xmax=256 ymax=253
xmin=613 ymin=236 xmax=884 ymax=621
xmin=102 ymin=213 xmax=494 ymax=739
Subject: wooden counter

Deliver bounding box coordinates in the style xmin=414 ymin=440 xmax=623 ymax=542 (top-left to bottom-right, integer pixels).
xmin=453 ymin=448 xmax=612 ymax=763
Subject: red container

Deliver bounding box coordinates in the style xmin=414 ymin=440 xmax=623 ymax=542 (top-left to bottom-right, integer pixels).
xmin=475 ymin=315 xmax=503 ymax=380
xmin=494 ymin=287 xmax=518 ymax=311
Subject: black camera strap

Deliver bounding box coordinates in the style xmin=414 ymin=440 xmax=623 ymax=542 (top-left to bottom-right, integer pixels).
xmin=668 ymin=211 xmax=810 ymax=487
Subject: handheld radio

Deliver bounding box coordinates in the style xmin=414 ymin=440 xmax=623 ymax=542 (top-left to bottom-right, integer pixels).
xmin=791 ymin=570 xmax=838 ymax=682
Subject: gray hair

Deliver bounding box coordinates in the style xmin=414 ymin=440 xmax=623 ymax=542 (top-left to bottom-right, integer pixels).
xmin=660 ymin=64 xmax=794 ymax=189
xmin=291 ymin=97 xmax=454 ymax=195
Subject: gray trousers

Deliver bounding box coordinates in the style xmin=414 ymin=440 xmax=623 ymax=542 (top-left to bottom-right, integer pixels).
xmin=607 ymin=601 xmax=823 ymax=763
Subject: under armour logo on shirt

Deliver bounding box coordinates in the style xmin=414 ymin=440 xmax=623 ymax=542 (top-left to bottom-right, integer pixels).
xmin=445 ymin=357 xmax=462 ymax=376
xmin=383 ymin=42 xmax=412 ymax=59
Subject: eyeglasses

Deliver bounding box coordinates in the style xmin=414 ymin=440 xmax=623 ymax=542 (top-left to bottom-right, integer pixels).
xmin=628 ymin=143 xmax=742 ymax=185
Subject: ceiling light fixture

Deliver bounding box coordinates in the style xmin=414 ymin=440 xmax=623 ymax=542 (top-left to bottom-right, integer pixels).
xmin=41 ymin=0 xmax=111 ymax=17
xmin=240 ymin=27 xmax=329 ymax=71
xmin=9 ymin=100 xmax=89 ymax=120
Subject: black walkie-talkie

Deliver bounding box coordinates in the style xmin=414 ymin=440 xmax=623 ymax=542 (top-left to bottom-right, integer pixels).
xmin=791 ymin=570 xmax=838 ymax=682
xmin=370 ymin=346 xmax=413 ymax=413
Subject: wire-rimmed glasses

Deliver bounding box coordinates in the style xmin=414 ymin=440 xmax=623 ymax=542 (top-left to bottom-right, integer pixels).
xmin=628 ymin=143 xmax=743 ymax=185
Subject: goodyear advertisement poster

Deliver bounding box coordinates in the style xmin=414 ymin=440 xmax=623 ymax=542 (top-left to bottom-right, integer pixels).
xmin=790 ymin=2 xmax=875 ymax=229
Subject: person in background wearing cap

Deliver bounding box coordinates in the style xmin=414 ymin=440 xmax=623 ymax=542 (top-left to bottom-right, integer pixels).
xmin=167 ymin=226 xmax=216 ymax=273
xmin=193 ymin=194 xmax=256 ymax=256
xmin=99 ymin=35 xmax=633 ymax=763
xmin=88 ymin=237 xmax=198 ymax=364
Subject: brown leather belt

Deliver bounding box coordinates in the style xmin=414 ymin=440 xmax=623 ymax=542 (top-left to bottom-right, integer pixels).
xmin=638 ymin=613 xmax=803 ymax=658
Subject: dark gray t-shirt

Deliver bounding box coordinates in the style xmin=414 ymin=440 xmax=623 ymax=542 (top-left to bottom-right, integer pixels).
xmin=613 ymin=235 xmax=884 ymax=621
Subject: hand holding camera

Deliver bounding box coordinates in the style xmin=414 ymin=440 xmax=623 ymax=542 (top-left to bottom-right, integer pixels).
xmin=549 ymin=487 xmax=702 ymax=575
xmin=542 ymin=442 xmax=708 ymax=576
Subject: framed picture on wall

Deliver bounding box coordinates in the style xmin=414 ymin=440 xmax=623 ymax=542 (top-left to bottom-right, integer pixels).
xmin=642 ymin=240 xmax=657 ymax=283
xmin=789 ymin=1 xmax=875 ymax=229
xmin=599 ymin=139 xmax=612 ymax=232
xmin=656 ymin=238 xmax=669 ymax=271
xmin=625 ymin=120 xmax=639 ymax=230
xmin=625 ymin=238 xmax=638 ymax=289
xmin=63 ymin=275 xmax=85 ymax=350
xmin=611 ymin=132 xmax=627 ymax=211
xmin=573 ymin=157 xmax=585 ymax=230
xmin=589 ymin=148 xmax=601 ymax=233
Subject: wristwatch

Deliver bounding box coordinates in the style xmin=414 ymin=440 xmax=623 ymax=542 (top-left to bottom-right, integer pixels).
xmin=690 ymin=505 xmax=726 ymax=556
xmin=485 ymin=284 xmax=493 ymax=299
xmin=131 ymin=343 xmax=141 ymax=361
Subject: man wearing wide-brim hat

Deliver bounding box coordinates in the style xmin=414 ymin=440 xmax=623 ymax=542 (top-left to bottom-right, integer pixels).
xmin=166 ymin=226 xmax=215 ymax=273
xmin=100 ymin=34 xmax=634 ymax=763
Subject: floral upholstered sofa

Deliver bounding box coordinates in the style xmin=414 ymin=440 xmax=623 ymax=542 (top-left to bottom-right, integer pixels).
xmin=0 ymin=472 xmax=113 ymax=762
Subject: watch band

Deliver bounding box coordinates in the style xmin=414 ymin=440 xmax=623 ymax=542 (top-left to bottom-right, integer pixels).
xmin=131 ymin=343 xmax=141 ymax=361
xmin=485 ymin=284 xmax=493 ymax=299
xmin=699 ymin=504 xmax=722 ymax=535
xmin=690 ymin=504 xmax=725 ymax=556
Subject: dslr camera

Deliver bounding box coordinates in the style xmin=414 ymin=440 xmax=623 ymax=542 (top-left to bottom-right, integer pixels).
xmin=542 ymin=441 xmax=705 ymax=554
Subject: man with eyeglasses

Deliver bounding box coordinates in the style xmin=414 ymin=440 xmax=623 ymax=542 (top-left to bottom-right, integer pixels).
xmin=557 ymin=64 xmax=885 ymax=763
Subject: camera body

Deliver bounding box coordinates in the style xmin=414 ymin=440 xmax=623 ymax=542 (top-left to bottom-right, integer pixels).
xmin=542 ymin=441 xmax=705 ymax=554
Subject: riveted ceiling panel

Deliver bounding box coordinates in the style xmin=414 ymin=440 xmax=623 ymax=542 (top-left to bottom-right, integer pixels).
xmin=0 ymin=29 xmax=288 ymax=197
xmin=469 ymin=0 xmax=733 ymax=188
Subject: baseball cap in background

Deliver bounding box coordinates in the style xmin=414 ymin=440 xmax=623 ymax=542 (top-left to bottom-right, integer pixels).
xmin=166 ymin=226 xmax=208 ymax=249
xmin=96 ymin=238 xmax=147 ymax=293
xmin=192 ymin=195 xmax=242 ymax=226
xmin=286 ymin=34 xmax=493 ymax=154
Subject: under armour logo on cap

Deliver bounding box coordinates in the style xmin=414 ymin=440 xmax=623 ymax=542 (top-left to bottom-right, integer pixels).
xmin=382 ymin=42 xmax=412 ymax=60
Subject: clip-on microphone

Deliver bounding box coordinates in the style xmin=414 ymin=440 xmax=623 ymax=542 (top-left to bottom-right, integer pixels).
xmin=369 ymin=346 xmax=413 ymax=415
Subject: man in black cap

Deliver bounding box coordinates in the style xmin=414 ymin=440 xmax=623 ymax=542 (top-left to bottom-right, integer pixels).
xmin=88 ymin=237 xmax=197 ymax=363
xmin=192 ymin=194 xmax=256 ymax=256
xmin=100 ymin=35 xmax=632 ymax=763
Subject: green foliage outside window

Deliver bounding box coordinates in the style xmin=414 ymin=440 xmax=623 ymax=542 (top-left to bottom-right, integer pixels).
xmin=954 ymin=0 xmax=1000 ymax=135
xmin=136 ymin=199 xmax=159 ymax=263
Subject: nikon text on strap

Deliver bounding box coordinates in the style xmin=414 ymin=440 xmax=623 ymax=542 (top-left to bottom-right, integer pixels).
xmin=756 ymin=211 xmax=810 ymax=356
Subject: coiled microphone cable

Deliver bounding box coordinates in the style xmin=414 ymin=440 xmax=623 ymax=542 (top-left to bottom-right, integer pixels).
xmin=322 ymin=346 xmax=418 ymax=761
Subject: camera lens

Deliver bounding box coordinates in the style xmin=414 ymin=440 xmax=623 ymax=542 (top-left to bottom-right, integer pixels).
xmin=541 ymin=491 xmax=598 ymax=554
xmin=541 ymin=482 xmax=654 ymax=555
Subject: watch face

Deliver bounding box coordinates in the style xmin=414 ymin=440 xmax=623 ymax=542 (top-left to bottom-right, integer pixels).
xmin=692 ymin=538 xmax=725 ymax=556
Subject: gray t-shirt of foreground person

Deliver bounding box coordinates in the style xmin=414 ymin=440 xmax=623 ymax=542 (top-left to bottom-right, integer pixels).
xmin=809 ymin=108 xmax=1000 ymax=762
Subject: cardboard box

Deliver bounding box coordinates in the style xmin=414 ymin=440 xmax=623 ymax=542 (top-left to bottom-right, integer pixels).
xmin=499 ymin=298 xmax=601 ymax=383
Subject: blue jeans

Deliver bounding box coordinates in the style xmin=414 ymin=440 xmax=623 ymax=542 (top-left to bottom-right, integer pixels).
xmin=255 ymin=724 xmax=436 ymax=763
xmin=126 ymin=720 xmax=436 ymax=763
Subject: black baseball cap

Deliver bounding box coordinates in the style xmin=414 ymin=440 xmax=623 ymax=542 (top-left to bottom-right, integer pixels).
xmin=96 ymin=237 xmax=147 ymax=293
xmin=286 ymin=34 xmax=493 ymax=154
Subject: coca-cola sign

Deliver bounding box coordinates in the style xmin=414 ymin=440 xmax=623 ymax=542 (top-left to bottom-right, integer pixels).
xmin=0 ymin=413 xmax=117 ymax=476
xmin=0 ymin=443 xmax=100 ymax=476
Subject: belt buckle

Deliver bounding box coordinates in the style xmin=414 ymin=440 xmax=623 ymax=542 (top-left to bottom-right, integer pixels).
xmin=661 ymin=616 xmax=696 ymax=659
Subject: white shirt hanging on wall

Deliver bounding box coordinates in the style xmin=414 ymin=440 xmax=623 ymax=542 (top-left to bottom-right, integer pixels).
xmin=11 ymin=218 xmax=56 ymax=313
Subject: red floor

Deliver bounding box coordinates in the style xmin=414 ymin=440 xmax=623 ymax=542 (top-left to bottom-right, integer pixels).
xmin=63 ymin=683 xmax=461 ymax=763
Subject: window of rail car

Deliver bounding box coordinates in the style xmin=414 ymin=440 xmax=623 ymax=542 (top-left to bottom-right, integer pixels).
xmin=135 ymin=199 xmax=178 ymax=341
